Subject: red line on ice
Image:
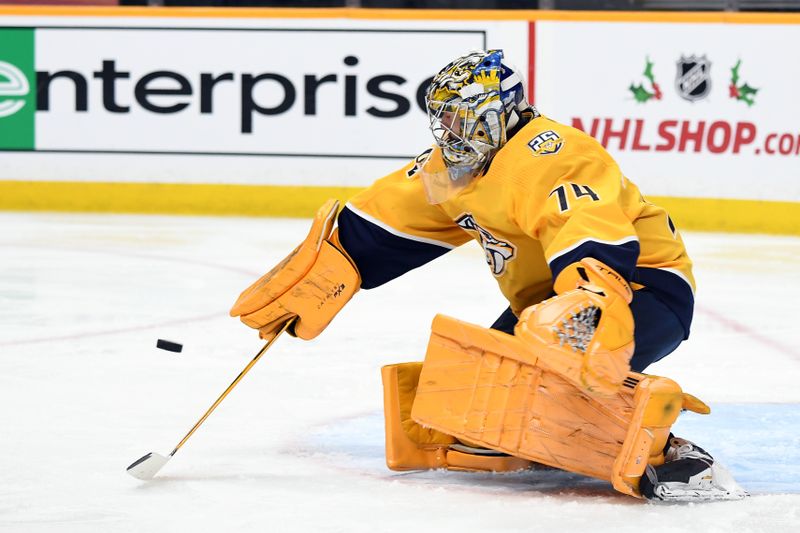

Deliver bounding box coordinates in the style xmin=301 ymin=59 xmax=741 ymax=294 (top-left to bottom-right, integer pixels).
xmin=696 ymin=303 xmax=799 ymax=360
xmin=0 ymin=242 xmax=259 ymax=347
xmin=0 ymin=312 xmax=222 ymax=347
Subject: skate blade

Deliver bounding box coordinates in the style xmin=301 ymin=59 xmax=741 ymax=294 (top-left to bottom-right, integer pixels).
xmin=654 ymin=488 xmax=748 ymax=502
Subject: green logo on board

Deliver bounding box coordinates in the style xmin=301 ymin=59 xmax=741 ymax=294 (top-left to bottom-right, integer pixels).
xmin=0 ymin=28 xmax=35 ymax=150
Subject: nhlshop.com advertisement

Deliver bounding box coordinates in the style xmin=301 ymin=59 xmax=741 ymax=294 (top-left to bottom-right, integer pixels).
xmin=535 ymin=20 xmax=800 ymax=202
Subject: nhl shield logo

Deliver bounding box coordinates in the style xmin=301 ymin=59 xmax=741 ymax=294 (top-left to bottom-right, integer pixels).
xmin=675 ymin=55 xmax=712 ymax=102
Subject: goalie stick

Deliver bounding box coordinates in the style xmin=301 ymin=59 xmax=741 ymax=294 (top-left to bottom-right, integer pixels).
xmin=126 ymin=319 xmax=295 ymax=480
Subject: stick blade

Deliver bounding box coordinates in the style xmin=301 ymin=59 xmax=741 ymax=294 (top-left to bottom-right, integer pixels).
xmin=126 ymin=452 xmax=169 ymax=480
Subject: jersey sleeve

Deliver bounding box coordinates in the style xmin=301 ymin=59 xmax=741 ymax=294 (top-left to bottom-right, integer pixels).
xmin=337 ymin=149 xmax=471 ymax=289
xmin=515 ymin=151 xmax=641 ymax=283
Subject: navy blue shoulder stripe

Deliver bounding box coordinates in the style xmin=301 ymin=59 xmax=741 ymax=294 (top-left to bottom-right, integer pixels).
xmin=336 ymin=206 xmax=453 ymax=290
xmin=548 ymin=238 xmax=640 ymax=283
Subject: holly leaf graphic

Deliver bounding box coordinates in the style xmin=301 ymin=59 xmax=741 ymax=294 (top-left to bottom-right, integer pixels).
xmin=739 ymin=84 xmax=758 ymax=96
xmin=643 ymin=57 xmax=656 ymax=84
xmin=731 ymin=59 xmax=741 ymax=85
xmin=629 ymin=83 xmax=653 ymax=103
xmin=738 ymin=83 xmax=759 ymax=106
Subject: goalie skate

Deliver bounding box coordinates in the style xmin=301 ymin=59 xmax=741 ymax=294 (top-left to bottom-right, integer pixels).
xmin=640 ymin=437 xmax=747 ymax=502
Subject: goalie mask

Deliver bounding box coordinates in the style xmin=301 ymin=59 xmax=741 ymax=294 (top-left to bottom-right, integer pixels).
xmin=421 ymin=49 xmax=531 ymax=204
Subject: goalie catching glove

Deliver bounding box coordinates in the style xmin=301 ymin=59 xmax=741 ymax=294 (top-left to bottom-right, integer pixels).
xmin=230 ymin=199 xmax=360 ymax=340
xmin=516 ymin=258 xmax=635 ymax=395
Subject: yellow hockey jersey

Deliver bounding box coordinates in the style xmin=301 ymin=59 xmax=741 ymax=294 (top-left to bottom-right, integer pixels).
xmin=337 ymin=115 xmax=695 ymax=335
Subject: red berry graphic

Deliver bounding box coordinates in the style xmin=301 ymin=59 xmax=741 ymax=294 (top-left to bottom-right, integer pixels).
xmin=653 ymin=83 xmax=662 ymax=100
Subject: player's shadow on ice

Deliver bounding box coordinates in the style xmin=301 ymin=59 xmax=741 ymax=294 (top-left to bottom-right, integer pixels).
xmin=297 ymin=411 xmax=638 ymax=503
xmin=131 ymin=467 xmax=633 ymax=503
xmin=388 ymin=467 xmax=637 ymax=503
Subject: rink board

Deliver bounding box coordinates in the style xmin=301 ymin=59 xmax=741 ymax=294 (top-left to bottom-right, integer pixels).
xmin=0 ymin=6 xmax=798 ymax=234
xmin=0 ymin=180 xmax=798 ymax=234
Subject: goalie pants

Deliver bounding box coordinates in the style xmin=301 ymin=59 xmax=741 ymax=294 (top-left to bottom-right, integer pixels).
xmin=490 ymin=287 xmax=686 ymax=372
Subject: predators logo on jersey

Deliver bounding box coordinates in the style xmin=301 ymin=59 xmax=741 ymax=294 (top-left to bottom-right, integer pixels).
xmin=456 ymin=214 xmax=516 ymax=276
xmin=528 ymin=130 xmax=564 ymax=156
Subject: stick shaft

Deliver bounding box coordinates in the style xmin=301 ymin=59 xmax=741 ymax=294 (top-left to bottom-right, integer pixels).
xmin=169 ymin=320 xmax=293 ymax=456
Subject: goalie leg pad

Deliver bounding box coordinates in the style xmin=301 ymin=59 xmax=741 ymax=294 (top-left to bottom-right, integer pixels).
xmin=410 ymin=314 xmax=709 ymax=497
xmin=381 ymin=363 xmax=453 ymax=471
xmin=381 ymin=363 xmax=534 ymax=473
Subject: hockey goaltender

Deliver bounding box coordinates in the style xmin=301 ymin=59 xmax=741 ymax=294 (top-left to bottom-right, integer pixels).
xmin=230 ymin=50 xmax=746 ymax=502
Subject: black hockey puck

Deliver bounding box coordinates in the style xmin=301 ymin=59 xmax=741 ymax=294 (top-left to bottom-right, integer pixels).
xmin=156 ymin=339 xmax=183 ymax=353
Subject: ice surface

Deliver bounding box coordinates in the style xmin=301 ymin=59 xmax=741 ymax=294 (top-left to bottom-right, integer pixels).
xmin=0 ymin=213 xmax=798 ymax=532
